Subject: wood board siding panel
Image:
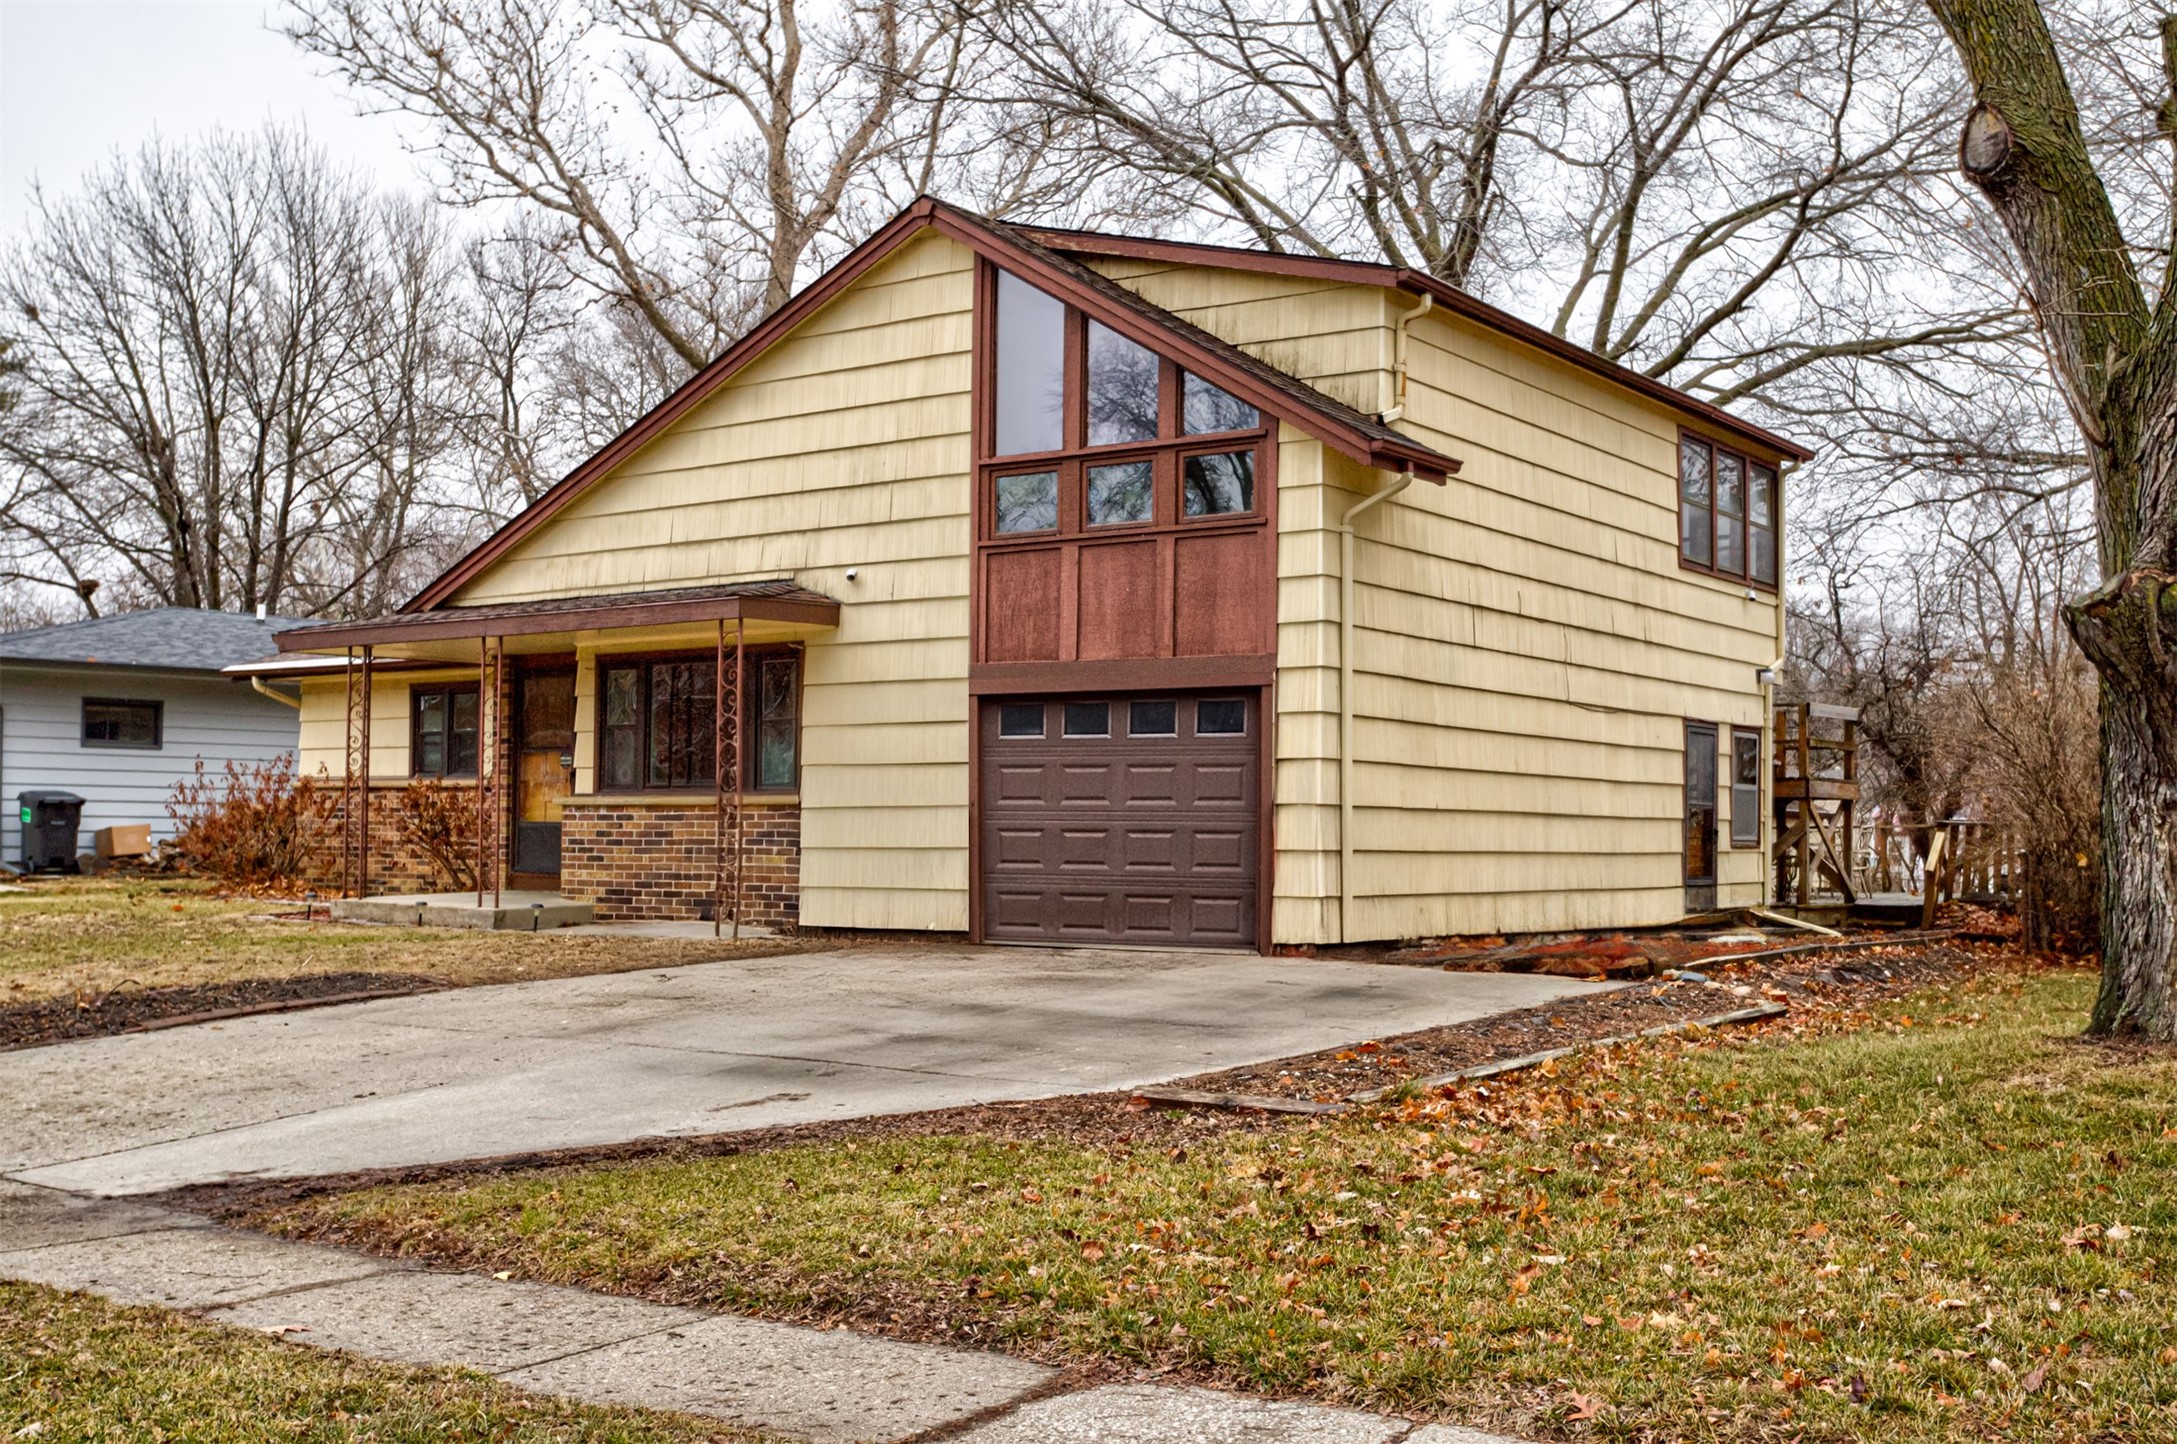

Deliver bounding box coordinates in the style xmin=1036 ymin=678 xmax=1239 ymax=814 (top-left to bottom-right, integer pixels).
xmin=984 ymin=548 xmax=1063 ymax=662
xmin=443 ymin=231 xmax=976 ymax=932
xmin=1074 ymin=541 xmax=1162 ymax=660
xmin=1173 ymin=530 xmax=1270 ymax=657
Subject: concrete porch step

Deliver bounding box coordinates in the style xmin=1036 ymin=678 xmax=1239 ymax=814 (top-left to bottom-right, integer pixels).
xmin=331 ymin=891 xmax=594 ymax=931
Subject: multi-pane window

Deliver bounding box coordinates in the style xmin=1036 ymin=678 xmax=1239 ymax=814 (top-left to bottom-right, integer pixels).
xmin=596 ymin=650 xmax=801 ymax=793
xmin=1680 ymin=432 xmax=1780 ymax=588
xmin=81 ymin=698 xmax=162 ymax=750
xmin=410 ymin=685 xmax=478 ymax=777
xmin=984 ymin=265 xmax=1267 ymax=538
xmin=1730 ymin=728 xmax=1763 ymax=847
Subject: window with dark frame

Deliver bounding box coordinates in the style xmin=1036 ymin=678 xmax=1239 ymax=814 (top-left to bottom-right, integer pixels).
xmin=409 ymin=684 xmax=478 ymax=777
xmin=595 ymin=650 xmax=801 ymax=793
xmin=1679 ymin=431 xmax=1780 ymax=588
xmin=1128 ymin=699 xmax=1176 ymax=736
xmin=1197 ymin=698 xmax=1246 ymax=735
xmin=1731 ymin=728 xmax=1763 ymax=848
xmin=983 ymin=265 xmax=1268 ymax=540
xmin=81 ymin=698 xmax=162 ymax=750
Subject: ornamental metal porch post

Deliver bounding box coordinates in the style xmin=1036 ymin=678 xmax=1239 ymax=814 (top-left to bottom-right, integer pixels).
xmin=713 ymin=619 xmax=745 ymax=939
xmin=342 ymin=645 xmax=373 ymax=898
xmin=476 ymin=638 xmax=490 ymax=907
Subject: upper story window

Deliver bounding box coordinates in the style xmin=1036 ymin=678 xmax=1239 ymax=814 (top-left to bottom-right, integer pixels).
xmin=984 ymin=265 xmax=1266 ymax=540
xmin=1679 ymin=432 xmax=1779 ymax=589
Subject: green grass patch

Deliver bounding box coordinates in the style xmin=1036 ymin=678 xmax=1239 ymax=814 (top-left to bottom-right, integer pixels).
xmin=268 ymin=968 xmax=2177 ymax=1441
xmin=0 ymin=1279 xmax=768 ymax=1441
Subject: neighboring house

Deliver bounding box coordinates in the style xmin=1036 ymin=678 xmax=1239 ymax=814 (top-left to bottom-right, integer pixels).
xmin=256 ymin=197 xmax=1806 ymax=949
xmin=0 ymin=608 xmax=312 ymax=867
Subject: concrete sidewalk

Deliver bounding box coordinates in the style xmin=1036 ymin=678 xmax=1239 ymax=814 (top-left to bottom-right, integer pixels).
xmin=0 ymin=1180 xmax=1525 ymax=1443
xmin=0 ymin=945 xmax=1606 ymax=1196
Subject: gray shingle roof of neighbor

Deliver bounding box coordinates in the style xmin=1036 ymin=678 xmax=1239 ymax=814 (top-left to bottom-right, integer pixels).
xmin=0 ymin=607 xmax=320 ymax=672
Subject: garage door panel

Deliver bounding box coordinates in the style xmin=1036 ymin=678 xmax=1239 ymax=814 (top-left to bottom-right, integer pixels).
xmin=1187 ymin=828 xmax=1248 ymax=874
xmin=1118 ymin=827 xmax=1178 ymax=873
xmin=980 ymin=692 xmax=1259 ymax=948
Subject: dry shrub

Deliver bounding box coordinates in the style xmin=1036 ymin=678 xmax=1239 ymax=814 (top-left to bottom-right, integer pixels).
xmin=1966 ymin=646 xmax=2101 ymax=953
xmin=398 ymin=778 xmax=477 ymax=892
xmin=165 ymin=755 xmax=332 ymax=887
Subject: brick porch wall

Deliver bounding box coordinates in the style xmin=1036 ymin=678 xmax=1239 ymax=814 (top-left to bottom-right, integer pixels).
xmin=560 ymin=800 xmax=799 ymax=930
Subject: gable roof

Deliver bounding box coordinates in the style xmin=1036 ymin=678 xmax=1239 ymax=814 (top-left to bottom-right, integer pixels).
xmin=0 ymin=607 xmax=319 ymax=672
xmin=406 ymin=198 xmax=1461 ymax=612
xmin=1009 ymin=222 xmax=1815 ymax=466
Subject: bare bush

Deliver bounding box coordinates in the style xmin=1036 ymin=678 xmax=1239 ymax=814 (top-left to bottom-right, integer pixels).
xmin=396 ymin=778 xmax=479 ymax=892
xmin=165 ymin=756 xmax=334 ymax=888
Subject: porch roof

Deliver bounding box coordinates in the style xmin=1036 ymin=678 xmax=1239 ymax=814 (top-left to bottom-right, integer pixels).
xmin=272 ymin=580 xmax=843 ymax=655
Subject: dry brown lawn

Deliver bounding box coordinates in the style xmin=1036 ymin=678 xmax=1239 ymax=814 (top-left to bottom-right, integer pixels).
xmin=0 ymin=876 xmax=803 ymax=1006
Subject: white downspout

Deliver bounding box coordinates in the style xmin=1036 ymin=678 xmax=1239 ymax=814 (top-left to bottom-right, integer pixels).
xmin=1378 ymin=292 xmax=1434 ymax=424
xmin=1338 ymin=467 xmax=1414 ymax=944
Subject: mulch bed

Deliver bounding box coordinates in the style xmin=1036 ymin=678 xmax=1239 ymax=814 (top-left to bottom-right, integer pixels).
xmin=0 ymin=971 xmax=439 ymax=1051
xmin=160 ymin=934 xmax=2015 ymax=1226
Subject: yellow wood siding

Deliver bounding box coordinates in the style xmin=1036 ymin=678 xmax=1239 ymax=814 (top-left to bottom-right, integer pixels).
xmin=296 ymin=669 xmax=481 ymax=781
xmin=447 ymin=231 xmax=976 ymax=931
xmin=1106 ymin=265 xmax=1781 ymax=942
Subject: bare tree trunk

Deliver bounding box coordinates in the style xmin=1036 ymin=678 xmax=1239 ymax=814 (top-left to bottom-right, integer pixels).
xmin=2072 ymin=572 xmax=2177 ymax=1035
xmin=1928 ymin=1 xmax=2177 ymax=1038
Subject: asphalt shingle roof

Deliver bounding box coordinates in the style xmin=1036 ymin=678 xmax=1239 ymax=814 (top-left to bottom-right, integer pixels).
xmin=0 ymin=607 xmax=319 ymax=672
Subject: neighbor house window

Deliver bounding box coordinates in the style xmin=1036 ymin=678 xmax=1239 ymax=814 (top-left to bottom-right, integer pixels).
xmin=596 ymin=650 xmax=801 ymax=793
xmin=409 ymin=685 xmax=478 ymax=777
xmin=983 ymin=264 xmax=1269 ymax=539
xmin=1680 ymin=431 xmax=1780 ymax=588
xmin=81 ymin=698 xmax=162 ymax=750
xmin=1731 ymin=728 xmax=1763 ymax=848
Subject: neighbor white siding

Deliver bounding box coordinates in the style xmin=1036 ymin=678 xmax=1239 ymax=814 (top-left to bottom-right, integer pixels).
xmin=0 ymin=664 xmax=300 ymax=863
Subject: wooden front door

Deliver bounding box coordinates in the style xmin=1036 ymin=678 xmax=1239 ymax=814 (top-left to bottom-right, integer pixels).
xmin=514 ymin=668 xmax=576 ymax=878
xmin=1684 ymin=720 xmax=1719 ymax=913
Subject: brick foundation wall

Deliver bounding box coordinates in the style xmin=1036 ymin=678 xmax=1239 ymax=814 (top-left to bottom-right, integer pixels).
xmin=560 ymin=801 xmax=800 ymax=930
xmin=314 ymin=782 xmax=491 ymax=896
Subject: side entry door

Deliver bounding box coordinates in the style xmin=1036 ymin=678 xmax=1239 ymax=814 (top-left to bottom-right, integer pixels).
xmin=1684 ymin=720 xmax=1719 ymax=913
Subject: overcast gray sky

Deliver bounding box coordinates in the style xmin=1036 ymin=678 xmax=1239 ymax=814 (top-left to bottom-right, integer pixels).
xmin=1 ymin=0 xmax=418 ymax=237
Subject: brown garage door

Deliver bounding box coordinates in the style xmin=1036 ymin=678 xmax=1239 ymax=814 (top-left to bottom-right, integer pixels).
xmin=980 ymin=693 xmax=1259 ymax=948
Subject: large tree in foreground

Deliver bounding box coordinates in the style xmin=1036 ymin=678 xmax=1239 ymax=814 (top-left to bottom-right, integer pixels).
xmin=1926 ymin=3 xmax=2177 ymax=1037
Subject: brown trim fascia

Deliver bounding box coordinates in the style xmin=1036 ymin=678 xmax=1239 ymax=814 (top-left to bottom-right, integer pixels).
xmin=281 ymin=595 xmax=841 ymax=652
xmin=1011 ymin=224 xmax=1811 ymax=465
xmin=969 ymin=654 xmax=1275 ymax=695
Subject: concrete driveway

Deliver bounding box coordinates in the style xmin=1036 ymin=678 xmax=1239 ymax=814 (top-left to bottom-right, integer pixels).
xmin=0 ymin=945 xmax=1608 ymax=1197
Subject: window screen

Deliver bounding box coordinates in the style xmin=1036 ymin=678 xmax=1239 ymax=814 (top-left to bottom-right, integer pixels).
xmin=1731 ymin=729 xmax=1762 ymax=848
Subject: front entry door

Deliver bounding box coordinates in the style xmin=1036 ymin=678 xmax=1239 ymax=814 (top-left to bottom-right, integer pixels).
xmin=514 ymin=668 xmax=576 ymax=877
xmin=1684 ymin=720 xmax=1719 ymax=913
